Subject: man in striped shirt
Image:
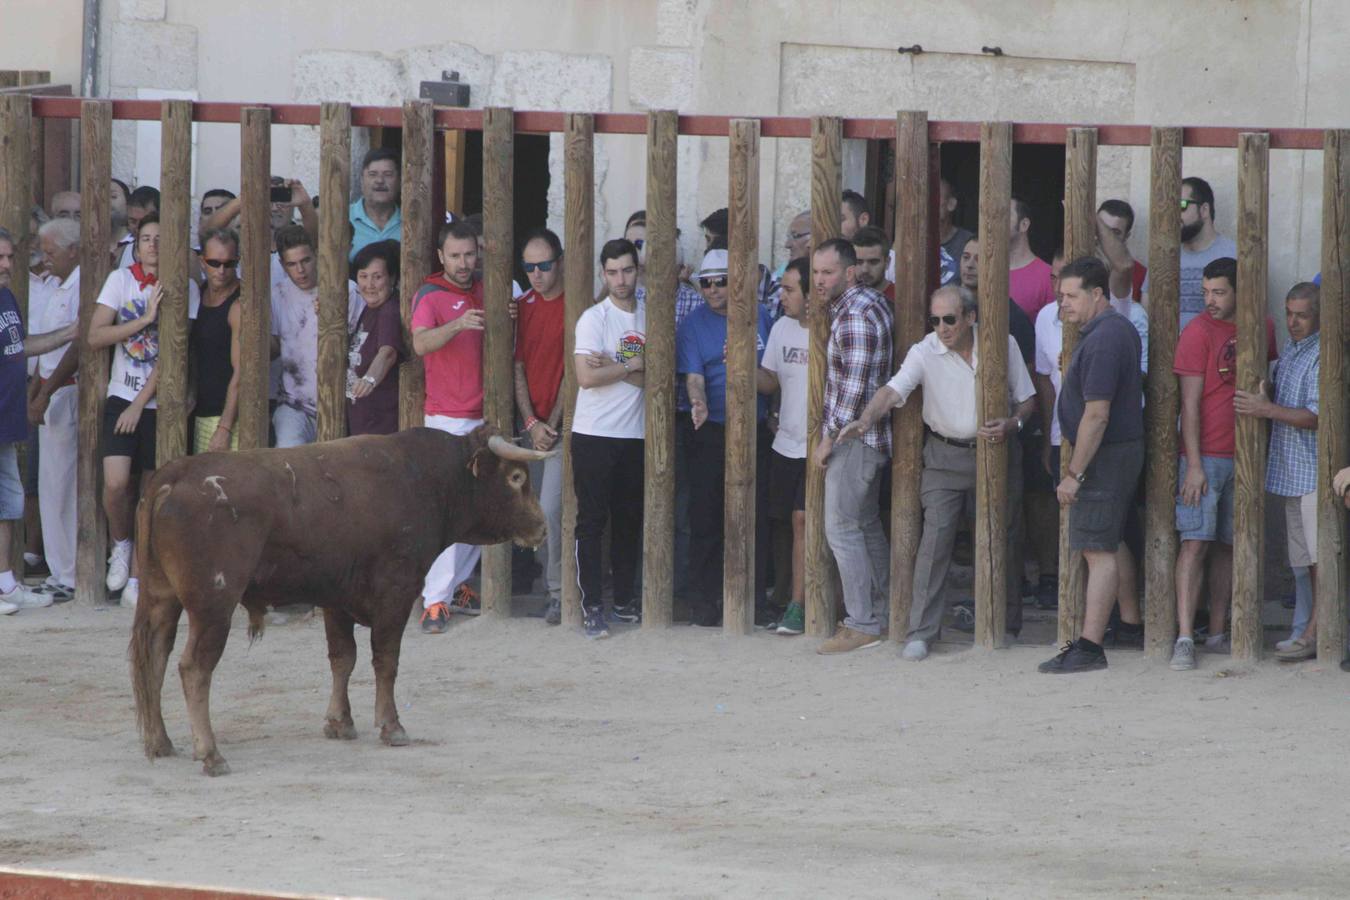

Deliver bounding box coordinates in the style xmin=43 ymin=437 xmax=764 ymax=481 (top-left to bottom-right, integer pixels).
xmin=810 ymin=238 xmax=893 ymax=654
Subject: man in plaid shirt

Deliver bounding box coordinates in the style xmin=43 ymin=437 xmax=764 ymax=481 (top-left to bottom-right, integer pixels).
xmin=1235 ymin=282 xmax=1320 ymax=661
xmin=810 ymin=238 xmax=894 ymax=653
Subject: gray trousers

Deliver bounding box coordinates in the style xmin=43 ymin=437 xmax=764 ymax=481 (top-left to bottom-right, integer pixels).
xmin=907 ymin=435 xmax=1024 ymax=643
xmin=528 ymin=444 xmax=564 ymax=601
xmin=824 ymin=440 xmax=890 ymax=635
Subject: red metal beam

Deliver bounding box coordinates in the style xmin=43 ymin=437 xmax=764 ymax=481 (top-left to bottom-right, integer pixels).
xmin=25 ymin=96 xmax=1330 ymax=149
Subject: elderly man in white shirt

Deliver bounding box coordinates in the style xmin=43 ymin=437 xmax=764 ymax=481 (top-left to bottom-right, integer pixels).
xmin=839 ymin=284 xmax=1035 ymax=660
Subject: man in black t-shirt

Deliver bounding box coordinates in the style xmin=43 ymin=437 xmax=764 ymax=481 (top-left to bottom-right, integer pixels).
xmin=1038 ymin=256 xmax=1144 ymax=675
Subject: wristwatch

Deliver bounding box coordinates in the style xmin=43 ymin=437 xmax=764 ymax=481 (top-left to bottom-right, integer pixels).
xmin=1068 ymin=468 xmax=1087 ymax=484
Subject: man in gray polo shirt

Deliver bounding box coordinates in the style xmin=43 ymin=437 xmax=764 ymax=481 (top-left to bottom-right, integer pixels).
xmin=1038 ymin=256 xmax=1144 ymax=674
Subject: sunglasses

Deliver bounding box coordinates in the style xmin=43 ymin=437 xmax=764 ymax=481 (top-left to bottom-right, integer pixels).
xmin=699 ymin=276 xmax=728 ymax=289
xmin=787 ymin=230 xmax=810 ymax=242
xmin=927 ymin=314 xmax=959 ymax=327
xmin=1179 ymin=198 xmax=1202 ymax=210
xmin=522 ymin=258 xmax=557 ymax=273
xmin=632 ymin=239 xmax=645 ymax=251
xmin=202 ymin=258 xmax=239 ymax=269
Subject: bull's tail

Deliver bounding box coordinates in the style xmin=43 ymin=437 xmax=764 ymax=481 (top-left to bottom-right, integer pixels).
xmin=129 ymin=482 xmax=181 ymax=761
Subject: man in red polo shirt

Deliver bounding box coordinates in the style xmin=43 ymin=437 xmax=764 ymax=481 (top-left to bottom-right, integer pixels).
xmin=513 ymin=228 xmax=566 ymax=625
xmin=412 ymin=220 xmax=488 ymax=633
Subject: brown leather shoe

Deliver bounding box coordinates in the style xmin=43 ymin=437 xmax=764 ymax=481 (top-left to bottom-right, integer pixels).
xmin=817 ymin=626 xmax=882 ymax=655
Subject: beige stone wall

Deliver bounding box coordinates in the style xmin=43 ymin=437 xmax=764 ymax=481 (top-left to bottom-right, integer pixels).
xmin=15 ymin=0 xmax=1339 ymax=308
xmin=0 ymin=0 xmax=83 ymax=87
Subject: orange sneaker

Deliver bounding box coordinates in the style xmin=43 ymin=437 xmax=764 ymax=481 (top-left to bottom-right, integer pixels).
xmin=421 ymin=601 xmax=452 ymax=634
xmin=450 ymin=584 xmax=481 ymax=616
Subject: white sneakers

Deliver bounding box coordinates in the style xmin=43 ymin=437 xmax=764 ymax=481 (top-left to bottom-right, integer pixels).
xmin=120 ymin=579 xmax=139 ymax=610
xmin=106 ymin=541 xmax=132 ymax=592
xmin=902 ymin=639 xmax=929 ymax=661
xmin=0 ymin=584 xmax=51 ymax=612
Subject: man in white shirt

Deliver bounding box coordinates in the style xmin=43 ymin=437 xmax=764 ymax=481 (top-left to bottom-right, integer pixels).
xmin=270 ymin=224 xmax=364 ymax=447
xmin=87 ymin=214 xmax=201 ymax=609
xmin=25 ymin=219 xmax=83 ymax=600
xmin=839 ymin=284 xmax=1036 ymax=661
xmin=757 ymin=256 xmax=810 ymax=635
xmin=571 ymin=238 xmax=646 ymax=640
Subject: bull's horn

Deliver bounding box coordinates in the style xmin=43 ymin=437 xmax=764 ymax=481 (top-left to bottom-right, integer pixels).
xmin=487 ymin=434 xmax=558 ymax=462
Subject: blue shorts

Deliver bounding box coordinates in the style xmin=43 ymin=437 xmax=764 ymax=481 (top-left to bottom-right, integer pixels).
xmin=1176 ymin=455 xmax=1235 ymax=543
xmin=0 ymin=443 xmax=23 ymax=520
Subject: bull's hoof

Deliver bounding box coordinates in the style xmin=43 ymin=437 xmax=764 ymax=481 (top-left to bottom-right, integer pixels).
xmin=324 ymin=718 xmax=358 ymax=740
xmin=380 ymin=724 xmax=410 ymax=747
xmin=146 ymin=736 xmax=176 ymax=759
xmin=200 ymin=754 xmax=231 ymax=777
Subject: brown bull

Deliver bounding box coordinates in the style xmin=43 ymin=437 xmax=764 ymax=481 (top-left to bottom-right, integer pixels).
xmin=129 ymin=425 xmax=550 ymax=776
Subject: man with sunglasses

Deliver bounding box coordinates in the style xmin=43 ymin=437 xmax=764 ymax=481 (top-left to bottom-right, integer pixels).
xmin=1141 ymin=177 xmax=1236 ymax=330
xmin=678 ymin=249 xmax=773 ymax=627
xmin=838 ymin=283 xmax=1034 ymax=661
xmin=513 ymin=228 xmax=567 ymax=626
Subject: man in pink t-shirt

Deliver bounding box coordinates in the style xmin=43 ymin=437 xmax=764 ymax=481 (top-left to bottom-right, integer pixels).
xmin=1169 ymin=256 xmax=1277 ymax=671
xmin=1008 ymin=196 xmax=1056 ymax=320
xmin=411 ymin=220 xmax=488 ymax=633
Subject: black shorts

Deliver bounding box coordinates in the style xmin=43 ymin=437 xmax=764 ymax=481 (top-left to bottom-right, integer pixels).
xmin=1068 ymin=439 xmax=1144 ymax=552
xmin=102 ymin=396 xmax=158 ymax=472
xmin=768 ymin=450 xmax=806 ymax=520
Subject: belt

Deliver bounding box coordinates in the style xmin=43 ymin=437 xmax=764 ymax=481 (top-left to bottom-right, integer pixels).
xmin=927 ymin=430 xmax=976 ymax=450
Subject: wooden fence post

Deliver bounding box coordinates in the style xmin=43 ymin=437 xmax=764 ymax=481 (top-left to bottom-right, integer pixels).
xmin=480 ymin=106 xmax=515 ymax=617
xmin=1144 ymin=127 xmax=1182 ymax=658
xmin=889 ymin=110 xmax=928 ymax=643
xmin=75 ymin=100 xmax=111 ymax=605
xmin=723 ymin=117 xmax=760 ymax=635
xmin=562 ymin=113 xmax=594 ymax=629
xmin=642 ymin=109 xmax=678 ymax=628
xmin=1232 ymin=132 xmax=1270 ymax=663
xmin=806 ymin=116 xmax=842 ymax=638
xmin=0 ymin=93 xmax=32 ymax=576
xmin=1316 ymin=129 xmax=1350 ymax=663
xmin=317 ymin=102 xmax=352 ymax=445
xmin=236 ymin=108 xmax=272 ymax=452
xmin=154 ymin=99 xmax=192 ymax=467
xmin=398 ymin=100 xmax=432 ymax=431
xmin=1057 ymin=127 xmax=1097 ymax=643
xmin=975 ymin=121 xmax=1012 ymax=648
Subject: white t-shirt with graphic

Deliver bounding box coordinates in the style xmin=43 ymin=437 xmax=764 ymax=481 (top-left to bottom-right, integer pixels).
xmin=270 ymin=277 xmax=364 ymax=416
xmin=761 ymin=315 xmax=809 ymax=458
xmin=96 ymin=267 xmax=201 ymax=408
xmin=572 ymin=296 xmax=646 ymax=439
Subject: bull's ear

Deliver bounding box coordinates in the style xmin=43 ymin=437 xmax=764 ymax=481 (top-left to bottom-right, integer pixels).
xmin=466 ymin=448 xmax=496 ymax=478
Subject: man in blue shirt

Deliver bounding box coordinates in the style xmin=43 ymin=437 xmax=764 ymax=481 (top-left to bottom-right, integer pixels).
xmin=1236 ymin=282 xmax=1320 ymax=661
xmin=349 ymin=148 xmax=402 ymax=259
xmin=678 ymin=249 xmax=773 ymax=627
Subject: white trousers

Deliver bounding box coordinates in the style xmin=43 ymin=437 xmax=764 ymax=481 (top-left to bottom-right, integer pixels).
xmin=421 ymin=415 xmax=483 ymax=608
xmin=38 ymin=385 xmax=78 ymax=588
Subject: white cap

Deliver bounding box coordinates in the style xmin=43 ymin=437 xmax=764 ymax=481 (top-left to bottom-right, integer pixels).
xmin=697 ymin=249 xmax=728 ymax=279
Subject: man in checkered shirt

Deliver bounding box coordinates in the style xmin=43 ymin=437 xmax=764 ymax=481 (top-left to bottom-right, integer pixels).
xmin=810 ymin=238 xmax=893 ymax=654
xmin=1235 ymin=281 xmax=1320 ymax=662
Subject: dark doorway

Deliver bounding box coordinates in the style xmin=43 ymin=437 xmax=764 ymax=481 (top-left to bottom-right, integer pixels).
xmin=940 ymin=143 xmax=1066 ymax=263
xmin=441 ymin=131 xmax=550 ymax=286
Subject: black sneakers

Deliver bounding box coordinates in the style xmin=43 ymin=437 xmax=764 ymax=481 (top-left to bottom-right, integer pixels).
xmin=1038 ymin=640 xmax=1108 ymax=674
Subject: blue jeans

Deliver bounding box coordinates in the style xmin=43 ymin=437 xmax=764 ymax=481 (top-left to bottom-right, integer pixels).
xmin=0 ymin=443 xmax=22 ymax=520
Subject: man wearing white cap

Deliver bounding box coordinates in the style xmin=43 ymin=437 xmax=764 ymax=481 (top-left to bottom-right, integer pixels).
xmin=677 ymin=248 xmax=773 ymax=626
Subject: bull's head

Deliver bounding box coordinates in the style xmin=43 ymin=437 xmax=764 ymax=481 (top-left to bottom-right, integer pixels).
xmin=456 ymin=426 xmax=552 ymax=550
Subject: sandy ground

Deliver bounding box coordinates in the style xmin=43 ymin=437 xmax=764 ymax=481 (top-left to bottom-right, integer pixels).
xmin=2 ymin=589 xmax=1349 ymax=900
